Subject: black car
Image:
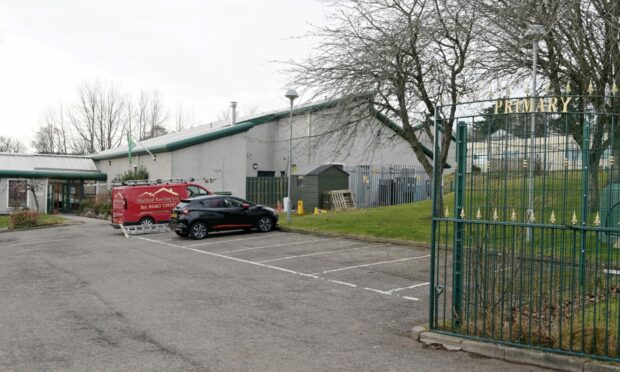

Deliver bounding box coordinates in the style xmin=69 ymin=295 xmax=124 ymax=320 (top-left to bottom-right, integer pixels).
xmin=169 ymin=195 xmax=278 ymax=239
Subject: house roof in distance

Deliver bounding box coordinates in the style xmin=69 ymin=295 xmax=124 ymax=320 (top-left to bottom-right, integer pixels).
xmin=0 ymin=153 xmax=106 ymax=180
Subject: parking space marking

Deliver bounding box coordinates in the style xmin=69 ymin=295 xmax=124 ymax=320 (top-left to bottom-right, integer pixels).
xmin=137 ymin=236 xmax=322 ymax=279
xmin=326 ymin=279 xmax=357 ymax=288
xmin=402 ymin=296 xmax=421 ymax=301
xmin=257 ymin=243 xmax=387 ymax=263
xmin=186 ymin=233 xmax=284 ymax=247
xmin=385 ymin=282 xmax=430 ymax=294
xmin=313 ymin=255 xmax=431 ymax=275
xmin=135 ymin=236 xmax=426 ymax=303
xmin=219 ymin=239 xmax=327 ymax=254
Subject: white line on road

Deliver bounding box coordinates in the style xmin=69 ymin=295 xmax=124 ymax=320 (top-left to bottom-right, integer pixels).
xmin=135 ymin=236 xmax=424 ymax=303
xmin=402 ymin=296 xmax=420 ymax=301
xmin=186 ymin=233 xmax=282 ymax=247
xmin=386 ymin=282 xmax=430 ymax=294
xmin=364 ymin=287 xmax=391 ymax=295
xmin=314 ymin=255 xmax=431 ymax=275
xmin=257 ymin=244 xmax=387 ymax=263
xmin=327 ymin=279 xmax=358 ymax=288
xmin=219 ymin=239 xmax=327 ymax=254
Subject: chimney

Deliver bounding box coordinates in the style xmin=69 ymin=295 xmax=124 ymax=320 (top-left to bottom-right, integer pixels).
xmin=231 ymin=101 xmax=237 ymax=125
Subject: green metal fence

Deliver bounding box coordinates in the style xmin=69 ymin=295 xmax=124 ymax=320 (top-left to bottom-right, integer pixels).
xmin=430 ymin=95 xmax=620 ymax=361
xmin=245 ymin=177 xmax=287 ymax=207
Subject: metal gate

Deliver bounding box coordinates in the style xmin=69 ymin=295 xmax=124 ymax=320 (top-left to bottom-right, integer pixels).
xmin=430 ymin=94 xmax=620 ymax=361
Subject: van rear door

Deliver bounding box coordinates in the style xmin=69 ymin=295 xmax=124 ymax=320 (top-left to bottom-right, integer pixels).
xmin=111 ymin=188 xmax=127 ymax=225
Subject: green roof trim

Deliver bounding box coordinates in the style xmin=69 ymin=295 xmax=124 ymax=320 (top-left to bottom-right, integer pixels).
xmin=92 ymin=95 xmax=365 ymax=161
xmin=0 ymin=170 xmax=107 ymax=180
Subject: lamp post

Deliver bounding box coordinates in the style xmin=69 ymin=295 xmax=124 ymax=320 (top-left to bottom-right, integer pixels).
xmin=285 ymin=88 xmax=299 ymax=224
xmin=525 ymin=24 xmax=545 ymax=242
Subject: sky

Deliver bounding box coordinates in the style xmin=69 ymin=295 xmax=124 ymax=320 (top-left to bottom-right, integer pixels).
xmin=0 ymin=0 xmax=326 ymax=151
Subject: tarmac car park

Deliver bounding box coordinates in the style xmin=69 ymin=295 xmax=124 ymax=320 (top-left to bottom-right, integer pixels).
xmin=0 ymin=217 xmax=541 ymax=371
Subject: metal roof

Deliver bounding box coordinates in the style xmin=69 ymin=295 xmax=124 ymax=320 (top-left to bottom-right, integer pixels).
xmin=0 ymin=153 xmax=106 ymax=180
xmin=92 ymin=95 xmax=368 ymax=160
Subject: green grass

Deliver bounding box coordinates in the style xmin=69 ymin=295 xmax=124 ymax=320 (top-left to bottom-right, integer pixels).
xmin=0 ymin=214 xmax=71 ymax=229
xmin=280 ymin=193 xmax=454 ymax=243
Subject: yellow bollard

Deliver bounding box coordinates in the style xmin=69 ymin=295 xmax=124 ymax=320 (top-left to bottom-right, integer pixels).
xmin=297 ymin=200 xmax=304 ymax=215
xmin=314 ymin=207 xmax=319 ymax=215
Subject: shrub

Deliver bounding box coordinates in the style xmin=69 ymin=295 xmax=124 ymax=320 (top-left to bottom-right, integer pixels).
xmin=94 ymin=200 xmax=112 ymax=215
xmin=113 ymin=165 xmax=149 ymax=182
xmin=79 ymin=198 xmax=96 ymax=213
xmin=9 ymin=210 xmax=40 ymax=229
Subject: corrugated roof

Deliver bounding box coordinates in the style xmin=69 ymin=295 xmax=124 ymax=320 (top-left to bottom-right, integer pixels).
xmin=92 ymin=95 xmax=367 ymax=160
xmin=0 ymin=153 xmax=106 ymax=180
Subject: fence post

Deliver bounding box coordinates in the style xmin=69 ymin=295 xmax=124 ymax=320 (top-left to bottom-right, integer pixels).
xmin=580 ymin=115 xmax=590 ymax=288
xmin=452 ymin=122 xmax=468 ymax=328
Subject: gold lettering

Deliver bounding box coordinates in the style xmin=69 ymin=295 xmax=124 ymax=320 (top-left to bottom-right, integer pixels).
xmin=560 ymin=96 xmax=572 ymax=112
xmin=495 ymin=100 xmax=503 ymax=114
xmin=504 ymin=100 xmax=513 ymax=113
xmin=521 ymin=98 xmax=534 ymax=113
xmin=547 ymin=97 xmax=558 ymax=112
xmin=536 ymin=98 xmax=546 ymax=112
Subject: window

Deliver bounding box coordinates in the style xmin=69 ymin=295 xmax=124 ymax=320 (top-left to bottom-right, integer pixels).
xmin=8 ymin=180 xmax=27 ymax=209
xmin=297 ymin=176 xmax=304 ymax=187
xmin=202 ymin=198 xmax=225 ymax=208
xmin=224 ymin=198 xmax=245 ymax=208
xmin=187 ymin=185 xmax=208 ymax=198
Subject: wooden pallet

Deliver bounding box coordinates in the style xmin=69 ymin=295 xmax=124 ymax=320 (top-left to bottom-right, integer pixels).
xmin=325 ymin=190 xmax=356 ymax=211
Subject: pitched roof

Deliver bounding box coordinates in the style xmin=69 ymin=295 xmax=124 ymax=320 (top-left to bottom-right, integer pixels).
xmin=92 ymin=95 xmax=361 ymax=161
xmin=0 ymin=153 xmax=106 ymax=180
xmin=306 ymin=164 xmax=349 ymax=176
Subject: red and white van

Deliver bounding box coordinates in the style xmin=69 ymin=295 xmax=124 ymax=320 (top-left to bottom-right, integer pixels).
xmin=111 ymin=181 xmax=212 ymax=226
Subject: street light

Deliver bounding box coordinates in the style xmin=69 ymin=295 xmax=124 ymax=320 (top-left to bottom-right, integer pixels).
xmin=525 ymin=24 xmax=545 ymax=241
xmin=285 ymin=88 xmax=299 ymax=224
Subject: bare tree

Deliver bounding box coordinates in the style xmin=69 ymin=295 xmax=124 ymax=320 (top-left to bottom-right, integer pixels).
xmin=287 ymin=0 xmax=479 ymax=212
xmin=476 ymin=0 xmax=620 ymax=210
xmin=0 ymin=136 xmax=26 ymax=153
xmin=133 ymin=90 xmax=168 ymax=140
xmin=32 ymin=104 xmax=70 ymax=154
xmin=67 ymin=80 xmax=128 ymax=154
xmin=174 ymin=103 xmax=197 ymax=132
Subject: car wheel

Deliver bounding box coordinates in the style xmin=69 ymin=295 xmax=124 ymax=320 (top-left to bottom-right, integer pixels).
xmin=175 ymin=230 xmax=189 ymax=237
xmin=190 ymin=222 xmax=208 ymax=239
xmin=139 ymin=217 xmax=155 ymax=226
xmin=256 ymin=216 xmax=274 ymax=232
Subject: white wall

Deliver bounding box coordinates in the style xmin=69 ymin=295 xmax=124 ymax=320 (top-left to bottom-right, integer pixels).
xmin=96 ymin=152 xmax=172 ymax=183
xmin=170 ymin=132 xmax=249 ymax=196
xmin=270 ymin=106 xmax=428 ymax=173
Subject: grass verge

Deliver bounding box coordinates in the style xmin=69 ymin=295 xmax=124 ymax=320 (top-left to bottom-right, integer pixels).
xmin=0 ymin=214 xmax=72 ymax=229
xmin=279 ymin=194 xmax=453 ymax=243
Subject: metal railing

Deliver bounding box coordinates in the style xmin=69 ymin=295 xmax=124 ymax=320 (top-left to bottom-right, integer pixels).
xmin=345 ymin=164 xmax=431 ymax=208
xmin=431 ymin=96 xmax=620 ymax=361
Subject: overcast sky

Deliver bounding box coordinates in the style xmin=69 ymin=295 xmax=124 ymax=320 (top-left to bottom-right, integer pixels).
xmin=0 ymin=0 xmax=326 ymax=151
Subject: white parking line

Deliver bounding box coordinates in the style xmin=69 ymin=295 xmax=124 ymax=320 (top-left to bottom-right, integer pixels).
xmin=135 ymin=236 xmax=425 ymax=303
xmin=314 ymin=255 xmax=431 ymax=275
xmin=186 ymin=233 xmax=283 ymax=247
xmin=385 ymin=282 xmax=430 ymax=294
xmin=219 ymin=239 xmax=327 ymax=254
xmin=257 ymin=243 xmax=387 ymax=263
